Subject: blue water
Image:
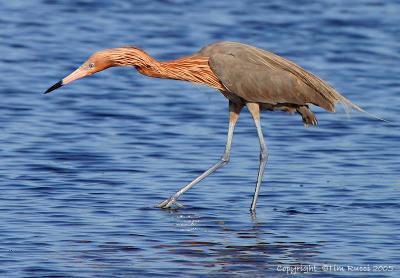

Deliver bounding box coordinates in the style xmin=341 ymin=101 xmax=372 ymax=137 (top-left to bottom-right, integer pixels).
xmin=0 ymin=1 xmax=399 ymax=277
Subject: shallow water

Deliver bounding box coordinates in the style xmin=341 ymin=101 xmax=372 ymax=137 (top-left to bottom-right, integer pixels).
xmin=0 ymin=0 xmax=399 ymax=277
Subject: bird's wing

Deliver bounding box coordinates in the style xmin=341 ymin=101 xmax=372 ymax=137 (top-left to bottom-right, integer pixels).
xmin=208 ymin=52 xmax=336 ymax=110
xmin=199 ymin=42 xmax=352 ymax=112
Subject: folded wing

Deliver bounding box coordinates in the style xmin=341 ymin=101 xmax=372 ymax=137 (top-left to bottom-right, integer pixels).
xmin=198 ymin=41 xmax=355 ymax=112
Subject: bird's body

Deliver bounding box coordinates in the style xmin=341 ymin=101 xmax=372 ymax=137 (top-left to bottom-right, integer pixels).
xmin=45 ymin=41 xmax=380 ymax=213
xmin=92 ymin=42 xmax=364 ymax=126
xmin=198 ymin=42 xmax=338 ymax=111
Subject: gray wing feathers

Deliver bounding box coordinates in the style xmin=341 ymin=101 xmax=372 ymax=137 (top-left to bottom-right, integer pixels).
xmin=199 ymin=41 xmax=356 ymax=112
xmin=209 ymin=53 xmax=334 ymax=110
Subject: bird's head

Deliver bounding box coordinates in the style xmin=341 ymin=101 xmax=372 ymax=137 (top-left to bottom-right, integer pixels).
xmin=44 ymin=47 xmax=150 ymax=94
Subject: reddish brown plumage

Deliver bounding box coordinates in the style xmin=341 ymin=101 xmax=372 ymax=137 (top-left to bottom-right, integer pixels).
xmin=87 ymin=46 xmax=226 ymax=91
xmin=140 ymin=55 xmax=226 ymax=91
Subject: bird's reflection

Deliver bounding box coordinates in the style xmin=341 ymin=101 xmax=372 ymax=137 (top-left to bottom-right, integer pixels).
xmin=154 ymin=209 xmax=323 ymax=275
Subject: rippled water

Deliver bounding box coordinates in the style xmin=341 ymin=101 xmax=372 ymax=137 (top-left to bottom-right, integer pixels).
xmin=0 ymin=1 xmax=399 ymax=277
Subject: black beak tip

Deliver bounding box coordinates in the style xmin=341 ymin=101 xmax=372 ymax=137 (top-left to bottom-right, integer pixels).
xmin=44 ymin=80 xmax=63 ymax=94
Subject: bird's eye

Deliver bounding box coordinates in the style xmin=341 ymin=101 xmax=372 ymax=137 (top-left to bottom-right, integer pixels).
xmin=88 ymin=63 xmax=95 ymax=69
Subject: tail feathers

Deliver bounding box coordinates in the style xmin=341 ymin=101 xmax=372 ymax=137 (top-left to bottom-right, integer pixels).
xmin=339 ymin=97 xmax=389 ymax=123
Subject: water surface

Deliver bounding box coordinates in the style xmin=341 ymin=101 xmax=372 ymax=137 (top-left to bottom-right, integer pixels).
xmin=0 ymin=0 xmax=399 ymax=277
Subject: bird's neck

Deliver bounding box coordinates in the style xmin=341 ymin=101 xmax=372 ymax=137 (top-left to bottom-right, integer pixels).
xmin=137 ymin=56 xmax=225 ymax=91
xmin=108 ymin=47 xmax=225 ymax=90
xmin=111 ymin=48 xmax=223 ymax=91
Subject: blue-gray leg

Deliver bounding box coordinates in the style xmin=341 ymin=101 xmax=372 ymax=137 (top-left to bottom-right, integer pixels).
xmin=157 ymin=101 xmax=243 ymax=209
xmin=246 ymin=103 xmax=268 ymax=213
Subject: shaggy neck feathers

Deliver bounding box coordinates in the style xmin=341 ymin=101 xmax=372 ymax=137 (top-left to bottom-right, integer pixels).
xmin=107 ymin=47 xmax=225 ymax=91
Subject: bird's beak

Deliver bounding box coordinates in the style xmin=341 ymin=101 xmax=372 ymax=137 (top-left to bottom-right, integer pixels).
xmin=44 ymin=67 xmax=88 ymax=94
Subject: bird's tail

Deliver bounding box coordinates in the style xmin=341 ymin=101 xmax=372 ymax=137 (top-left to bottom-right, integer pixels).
xmin=339 ymin=96 xmax=389 ymax=123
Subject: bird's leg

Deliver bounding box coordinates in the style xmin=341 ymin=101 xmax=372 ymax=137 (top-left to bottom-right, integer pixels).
xmin=246 ymin=103 xmax=268 ymax=213
xmin=157 ymin=101 xmax=243 ymax=209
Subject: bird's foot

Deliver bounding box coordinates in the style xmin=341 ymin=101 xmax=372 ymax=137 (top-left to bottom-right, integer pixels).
xmin=156 ymin=196 xmax=183 ymax=209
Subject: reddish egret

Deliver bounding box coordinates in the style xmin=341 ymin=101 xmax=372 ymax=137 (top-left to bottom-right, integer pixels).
xmin=45 ymin=41 xmax=384 ymax=212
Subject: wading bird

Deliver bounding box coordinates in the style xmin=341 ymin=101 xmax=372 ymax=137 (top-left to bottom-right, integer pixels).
xmin=45 ymin=41 xmax=382 ymax=212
